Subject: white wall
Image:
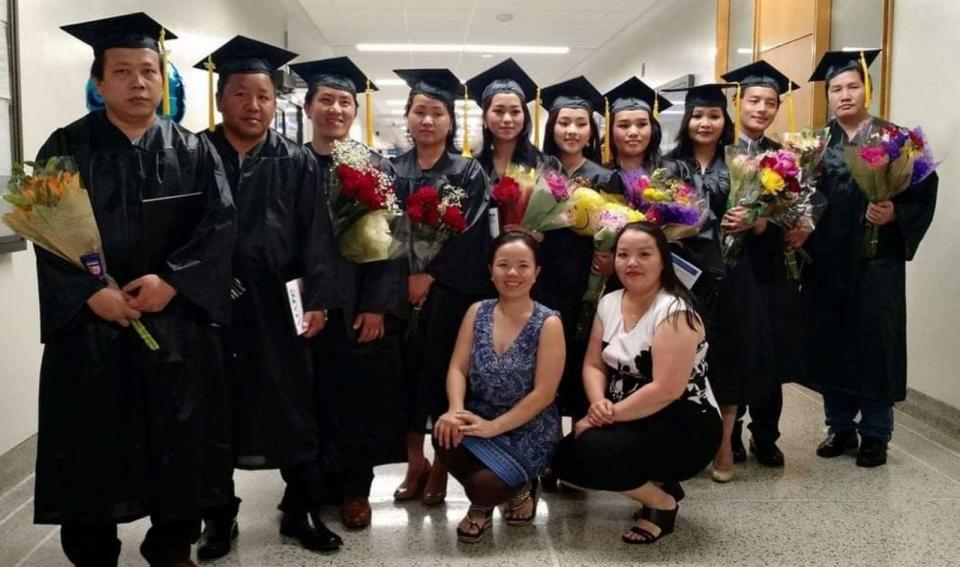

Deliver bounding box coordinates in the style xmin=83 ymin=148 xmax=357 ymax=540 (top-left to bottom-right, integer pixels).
xmin=891 ymin=0 xmax=960 ymax=410
xmin=0 ymin=0 xmax=325 ymax=457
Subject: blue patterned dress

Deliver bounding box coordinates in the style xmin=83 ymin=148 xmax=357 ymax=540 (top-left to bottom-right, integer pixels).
xmin=461 ymin=300 xmax=561 ymax=487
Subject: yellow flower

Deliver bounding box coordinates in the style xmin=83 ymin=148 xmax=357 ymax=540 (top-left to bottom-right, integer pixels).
xmin=759 ymin=169 xmax=785 ymax=195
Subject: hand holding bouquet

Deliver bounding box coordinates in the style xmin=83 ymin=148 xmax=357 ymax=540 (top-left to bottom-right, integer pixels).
xmin=491 ymin=163 xmax=574 ymax=238
xmin=842 ymin=125 xmax=937 ymax=257
xmin=3 ymin=157 xmax=159 ymax=349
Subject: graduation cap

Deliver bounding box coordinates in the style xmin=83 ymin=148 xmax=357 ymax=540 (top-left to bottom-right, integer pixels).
xmin=722 ymin=60 xmax=802 ymax=132
xmin=61 ymin=12 xmax=174 ymax=55
xmin=62 ymin=12 xmax=177 ymax=118
xmin=395 ymin=68 xmax=470 ymax=156
xmin=540 ymin=76 xmax=604 ymax=114
xmin=465 ymin=58 xmax=541 ymax=147
xmin=292 ymin=57 xmax=378 ymax=146
xmin=810 ymin=49 xmax=881 ymax=110
xmin=604 ymin=77 xmax=673 ymax=119
xmin=195 ymin=36 xmax=297 ymax=132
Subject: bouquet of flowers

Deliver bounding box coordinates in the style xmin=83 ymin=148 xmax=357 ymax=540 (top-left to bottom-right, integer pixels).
xmin=2 ymin=157 xmax=159 ymax=350
xmin=781 ymin=127 xmax=830 ymax=188
xmin=622 ymin=167 xmax=709 ymax=241
xmin=722 ymin=145 xmax=763 ymax=266
xmin=843 ymin=125 xmax=937 ymax=257
xmin=569 ymin=188 xmax=645 ymax=339
xmin=329 ymin=139 xmax=404 ymax=262
xmin=404 ymin=183 xmax=469 ymax=337
xmin=490 ymin=163 xmax=575 ymax=237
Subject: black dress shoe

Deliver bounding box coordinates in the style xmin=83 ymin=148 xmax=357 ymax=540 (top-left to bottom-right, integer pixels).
xmin=197 ymin=517 xmax=238 ymax=561
xmin=856 ymin=437 xmax=888 ymax=467
xmin=732 ymin=422 xmax=747 ymax=463
xmin=750 ymin=438 xmax=785 ymax=467
xmin=816 ymin=430 xmax=859 ymax=458
xmin=280 ymin=511 xmax=343 ymax=552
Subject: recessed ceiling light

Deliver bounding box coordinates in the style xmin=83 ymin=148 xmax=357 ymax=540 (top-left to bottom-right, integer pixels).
xmin=481 ymin=53 xmax=493 ymax=58
xmin=357 ymin=44 xmax=569 ymax=55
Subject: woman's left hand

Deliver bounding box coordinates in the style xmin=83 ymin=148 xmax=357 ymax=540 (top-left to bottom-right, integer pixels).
xmin=591 ymin=251 xmax=615 ymax=277
xmin=866 ymin=201 xmax=896 ymax=226
xmin=456 ymin=410 xmax=500 ymax=439
xmin=721 ymin=206 xmax=754 ymax=234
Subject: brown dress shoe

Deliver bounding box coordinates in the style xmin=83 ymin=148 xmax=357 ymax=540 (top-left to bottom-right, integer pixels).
xmin=341 ymin=497 xmax=372 ymax=529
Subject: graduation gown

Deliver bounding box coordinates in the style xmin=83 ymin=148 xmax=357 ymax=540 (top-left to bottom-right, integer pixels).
xmin=33 ymin=111 xmax=236 ymax=526
xmin=308 ymin=143 xmax=407 ymax=471
xmin=742 ymin=136 xmax=809 ymax=382
xmin=802 ymin=118 xmax=937 ymax=404
xmin=538 ymin=157 xmax=613 ymax=418
xmin=391 ymin=149 xmax=490 ymax=431
xmin=204 ymin=126 xmax=337 ymax=470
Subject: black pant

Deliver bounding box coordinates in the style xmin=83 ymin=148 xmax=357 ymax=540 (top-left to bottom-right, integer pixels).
xmin=61 ymin=518 xmax=199 ymax=566
xmin=554 ymin=400 xmax=721 ymax=492
xmin=736 ymin=382 xmax=784 ymax=445
xmin=202 ymin=461 xmax=326 ymax=523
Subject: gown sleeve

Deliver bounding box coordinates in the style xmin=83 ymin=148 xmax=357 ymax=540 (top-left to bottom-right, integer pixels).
xmin=160 ymin=134 xmax=237 ymax=325
xmin=295 ymin=147 xmax=339 ymax=312
xmin=891 ymin=171 xmax=938 ymax=261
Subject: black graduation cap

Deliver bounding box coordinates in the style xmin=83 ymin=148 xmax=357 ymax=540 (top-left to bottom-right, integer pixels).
xmin=194 ymin=35 xmax=297 ymax=78
xmin=465 ymin=58 xmax=538 ymax=105
xmin=61 ymin=12 xmax=175 ymax=55
xmin=722 ymin=60 xmax=801 ymax=95
xmin=290 ymin=57 xmax=375 ymax=95
xmin=809 ymin=49 xmax=881 ymax=82
xmin=394 ymin=68 xmax=465 ymax=103
xmin=662 ymin=83 xmax=737 ymax=109
xmin=604 ymin=77 xmax=673 ymax=116
xmin=540 ymin=76 xmax=604 ymax=114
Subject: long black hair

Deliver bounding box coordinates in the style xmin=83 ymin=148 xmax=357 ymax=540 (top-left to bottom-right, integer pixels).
xmin=610 ymin=107 xmax=663 ymax=171
xmin=405 ymin=92 xmax=459 ymax=153
xmin=612 ymin=221 xmax=702 ymax=331
xmin=666 ymin=105 xmax=734 ymax=162
xmin=542 ymin=107 xmax=602 ymax=164
xmin=478 ymin=92 xmax=539 ymax=168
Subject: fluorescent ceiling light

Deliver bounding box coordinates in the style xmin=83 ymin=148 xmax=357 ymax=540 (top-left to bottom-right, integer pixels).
xmin=374 ymin=79 xmax=407 ymax=86
xmin=357 ymin=43 xmax=569 ymax=55
xmin=736 ymin=48 xmax=752 ymax=54
xmin=385 ymin=100 xmax=407 ymax=106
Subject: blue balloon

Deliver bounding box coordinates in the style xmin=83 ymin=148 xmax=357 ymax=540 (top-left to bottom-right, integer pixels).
xmin=85 ymin=61 xmax=186 ymax=123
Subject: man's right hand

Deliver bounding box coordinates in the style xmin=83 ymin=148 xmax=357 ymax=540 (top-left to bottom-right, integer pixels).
xmin=87 ymin=288 xmax=141 ymax=327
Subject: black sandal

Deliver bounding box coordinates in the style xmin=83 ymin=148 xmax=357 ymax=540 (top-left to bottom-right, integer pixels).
xmin=456 ymin=506 xmax=494 ymax=543
xmin=622 ymin=505 xmax=678 ymax=545
xmin=504 ymin=479 xmax=540 ymax=526
xmin=633 ymin=481 xmax=684 ymax=520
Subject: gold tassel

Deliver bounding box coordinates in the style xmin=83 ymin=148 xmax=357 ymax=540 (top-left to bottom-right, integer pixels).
xmin=365 ymin=79 xmax=374 ymax=147
xmin=734 ymin=83 xmax=742 ymax=141
xmin=159 ymin=28 xmax=170 ymax=118
xmin=602 ymin=96 xmax=611 ymax=166
xmin=534 ymin=86 xmax=541 ymax=148
xmin=461 ymin=86 xmax=472 ymax=158
xmin=786 ymin=82 xmax=796 ymax=132
xmin=653 ymin=92 xmax=660 ymax=121
xmin=860 ymin=50 xmax=872 ymax=110
xmin=205 ymin=56 xmax=216 ymax=132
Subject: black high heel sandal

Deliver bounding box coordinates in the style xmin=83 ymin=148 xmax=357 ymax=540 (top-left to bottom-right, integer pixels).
xmin=633 ymin=481 xmax=684 ymax=520
xmin=456 ymin=506 xmax=494 ymax=543
xmin=622 ymin=505 xmax=678 ymax=545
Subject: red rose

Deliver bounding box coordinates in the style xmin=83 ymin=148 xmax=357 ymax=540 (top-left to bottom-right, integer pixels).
xmin=442 ymin=206 xmax=467 ymax=232
xmin=645 ymin=206 xmax=662 ymax=225
xmin=407 ymin=204 xmax=425 ymax=223
xmin=425 ymin=207 xmax=441 ymax=227
xmin=759 ymin=155 xmax=777 ymax=170
xmin=787 ymin=176 xmax=802 ymax=194
xmin=908 ymin=129 xmax=925 ymax=149
xmin=357 ymin=185 xmax=386 ymax=210
xmin=336 ymin=164 xmax=367 ymax=198
xmin=492 ymin=177 xmax=520 ymax=204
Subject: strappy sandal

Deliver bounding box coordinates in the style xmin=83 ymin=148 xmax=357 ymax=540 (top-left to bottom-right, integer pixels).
xmin=456 ymin=505 xmax=494 ymax=543
xmin=622 ymin=505 xmax=678 ymax=545
xmin=504 ymin=479 xmax=540 ymax=526
xmin=633 ymin=481 xmax=684 ymax=520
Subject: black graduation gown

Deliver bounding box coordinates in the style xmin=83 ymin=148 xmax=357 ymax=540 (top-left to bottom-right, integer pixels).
xmin=538 ymin=158 xmax=613 ymax=418
xmin=743 ymin=136 xmax=808 ymax=382
xmin=390 ymin=149 xmax=490 ymax=431
xmin=33 ymin=111 xmax=236 ymax=526
xmin=203 ymin=126 xmax=337 ymax=470
xmin=802 ymin=118 xmax=937 ymax=404
xmin=308 ymin=143 xmax=407 ymax=471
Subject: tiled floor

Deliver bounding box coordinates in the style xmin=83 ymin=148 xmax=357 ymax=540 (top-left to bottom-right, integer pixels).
xmin=3 ymin=384 xmax=960 ymax=566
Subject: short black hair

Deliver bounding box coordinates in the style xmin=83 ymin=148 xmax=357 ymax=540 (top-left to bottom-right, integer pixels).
xmin=305 ymin=83 xmax=359 ymax=112
xmin=216 ymin=71 xmax=279 ymax=100
xmin=739 ymin=84 xmax=782 ymax=108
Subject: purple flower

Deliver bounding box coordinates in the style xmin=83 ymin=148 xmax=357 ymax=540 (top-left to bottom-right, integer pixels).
xmin=545 ymin=172 xmax=571 ymax=200
xmin=658 ymin=202 xmax=702 ymax=227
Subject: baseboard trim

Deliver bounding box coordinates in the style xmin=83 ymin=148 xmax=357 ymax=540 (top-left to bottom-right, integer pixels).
xmin=901 ymin=388 xmax=960 ymax=440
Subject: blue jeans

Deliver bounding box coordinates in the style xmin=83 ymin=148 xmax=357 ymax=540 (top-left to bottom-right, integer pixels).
xmin=823 ymin=389 xmax=894 ymax=442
